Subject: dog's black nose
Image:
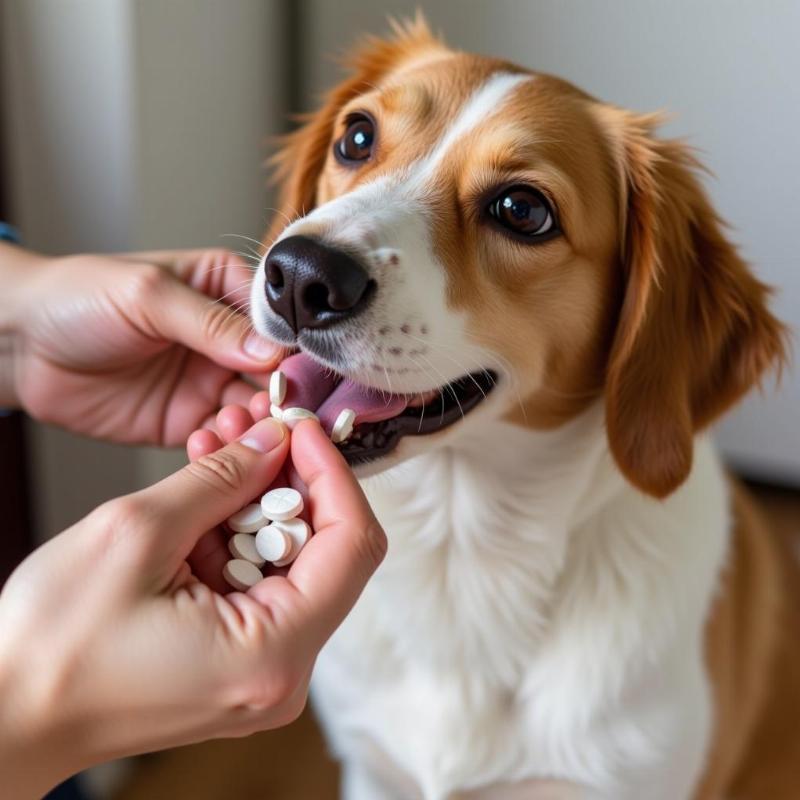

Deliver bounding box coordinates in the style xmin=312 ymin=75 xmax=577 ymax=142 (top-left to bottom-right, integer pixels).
xmin=264 ymin=235 xmax=375 ymax=333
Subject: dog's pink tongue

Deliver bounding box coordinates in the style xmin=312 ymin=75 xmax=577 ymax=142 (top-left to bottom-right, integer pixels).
xmin=279 ymin=352 xmax=340 ymax=410
xmin=279 ymin=352 xmax=408 ymax=435
xmin=316 ymin=381 xmax=408 ymax=433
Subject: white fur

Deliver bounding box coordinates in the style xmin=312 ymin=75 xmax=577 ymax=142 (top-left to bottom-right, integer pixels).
xmin=251 ymin=73 xmax=730 ymax=799
xmin=408 ymin=72 xmax=532 ymax=188
xmin=312 ymin=414 xmax=727 ymax=800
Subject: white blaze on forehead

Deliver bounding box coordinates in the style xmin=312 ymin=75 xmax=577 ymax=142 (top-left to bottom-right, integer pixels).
xmin=412 ymin=71 xmax=533 ymax=185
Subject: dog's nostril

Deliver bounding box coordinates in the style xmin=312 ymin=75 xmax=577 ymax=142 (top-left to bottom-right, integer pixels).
xmin=266 ymin=262 xmax=284 ymax=290
xmin=303 ymin=282 xmax=333 ymax=316
xmin=263 ymin=236 xmax=377 ymax=332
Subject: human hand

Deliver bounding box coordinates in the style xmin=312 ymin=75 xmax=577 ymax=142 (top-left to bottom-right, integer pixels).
xmin=1 ymin=245 xmax=280 ymax=445
xmin=184 ymin=401 xmax=296 ymax=591
xmin=0 ymin=417 xmax=386 ymax=798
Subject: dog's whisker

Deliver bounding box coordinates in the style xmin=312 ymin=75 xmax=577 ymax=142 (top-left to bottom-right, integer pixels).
xmin=206 ymin=281 xmax=254 ymax=308
xmin=263 ymin=207 xmax=296 ymax=228
xmin=227 ymin=249 xmax=261 ymax=264
xmin=401 ymin=334 xmax=490 ymax=401
xmin=201 ymin=261 xmax=257 ymax=276
xmin=406 ymin=332 xmax=527 ymax=422
xmin=220 ymin=232 xmax=268 ymax=253
xmin=400 ymin=331 xmax=499 ymax=400
xmin=403 ymin=351 xmax=440 ymax=433
xmin=411 ymin=349 xmax=466 ymax=422
xmin=381 ymin=364 xmax=395 ymax=404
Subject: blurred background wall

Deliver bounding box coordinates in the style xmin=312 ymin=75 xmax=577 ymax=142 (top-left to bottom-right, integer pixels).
xmin=1 ymin=0 xmax=798 ymax=542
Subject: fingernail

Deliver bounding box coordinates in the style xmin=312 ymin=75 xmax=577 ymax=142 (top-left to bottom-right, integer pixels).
xmin=240 ymin=418 xmax=286 ymax=453
xmin=243 ymin=333 xmax=279 ymax=362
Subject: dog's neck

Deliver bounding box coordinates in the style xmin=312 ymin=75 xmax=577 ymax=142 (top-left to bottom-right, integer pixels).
xmin=359 ymin=402 xmax=624 ymax=685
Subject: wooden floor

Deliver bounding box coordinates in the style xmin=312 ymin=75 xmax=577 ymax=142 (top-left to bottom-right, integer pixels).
xmin=111 ymin=481 xmax=800 ymax=800
xmin=112 ymin=709 xmax=338 ymax=800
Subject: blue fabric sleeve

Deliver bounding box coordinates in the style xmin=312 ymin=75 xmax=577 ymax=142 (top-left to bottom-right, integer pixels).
xmin=0 ymin=222 xmax=21 ymax=244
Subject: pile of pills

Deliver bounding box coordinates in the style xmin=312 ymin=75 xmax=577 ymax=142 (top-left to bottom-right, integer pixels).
xmin=222 ymin=486 xmax=310 ymax=590
xmin=221 ymin=369 xmax=359 ymax=591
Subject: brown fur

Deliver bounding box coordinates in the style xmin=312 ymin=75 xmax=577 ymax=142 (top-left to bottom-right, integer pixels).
xmin=263 ymin=17 xmax=794 ymax=797
xmin=697 ymin=481 xmax=800 ymax=799
xmin=601 ymin=114 xmax=788 ymax=497
xmin=266 ymin=16 xmax=447 ymax=244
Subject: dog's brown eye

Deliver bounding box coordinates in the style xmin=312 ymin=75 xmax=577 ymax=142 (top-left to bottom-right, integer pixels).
xmin=336 ymin=115 xmax=375 ymax=163
xmin=487 ymin=186 xmax=555 ymax=238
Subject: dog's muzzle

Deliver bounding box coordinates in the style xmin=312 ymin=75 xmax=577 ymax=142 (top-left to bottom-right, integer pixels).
xmin=264 ymin=235 xmax=376 ymax=334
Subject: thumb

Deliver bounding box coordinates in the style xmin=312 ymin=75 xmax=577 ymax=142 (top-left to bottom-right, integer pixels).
xmin=139 ymin=267 xmax=281 ymax=371
xmin=137 ymin=418 xmax=288 ymax=564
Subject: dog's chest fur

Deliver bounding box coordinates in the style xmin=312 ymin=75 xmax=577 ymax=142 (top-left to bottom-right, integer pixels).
xmin=312 ymin=407 xmax=731 ymax=799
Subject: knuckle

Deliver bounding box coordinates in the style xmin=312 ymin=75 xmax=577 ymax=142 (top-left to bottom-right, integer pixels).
xmin=357 ymin=519 xmax=388 ymax=574
xmin=199 ymin=300 xmax=240 ymax=342
xmin=187 ymin=450 xmax=249 ymax=493
xmin=190 ymin=249 xmax=238 ymax=294
xmin=87 ymin=495 xmax=151 ymax=553
xmin=244 ymin=669 xmax=301 ymax=714
xmin=128 ymin=262 xmax=168 ymax=301
xmin=92 ymin=495 xmax=145 ymax=531
xmin=209 ymin=247 xmax=235 ymax=263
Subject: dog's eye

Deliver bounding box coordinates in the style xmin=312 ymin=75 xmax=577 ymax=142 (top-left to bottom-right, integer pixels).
xmin=336 ymin=115 xmax=375 ymax=163
xmin=487 ymin=186 xmax=555 ymax=238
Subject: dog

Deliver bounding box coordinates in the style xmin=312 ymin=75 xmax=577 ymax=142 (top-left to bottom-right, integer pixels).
xmin=249 ymin=17 xmax=795 ymax=800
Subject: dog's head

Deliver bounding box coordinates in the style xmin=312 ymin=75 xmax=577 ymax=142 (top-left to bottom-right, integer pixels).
xmin=251 ymin=17 xmax=787 ymax=497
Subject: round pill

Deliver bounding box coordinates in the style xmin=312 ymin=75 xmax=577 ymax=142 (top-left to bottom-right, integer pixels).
xmin=227 ymin=503 xmax=268 ymax=533
xmin=222 ymin=559 xmax=263 ymax=591
xmin=261 ymin=487 xmax=304 ymax=521
xmin=255 ymin=525 xmax=292 ymax=562
xmin=269 ymin=370 xmax=287 ymax=405
xmin=281 ymin=407 xmax=319 ymax=430
xmin=272 ymin=517 xmax=312 ymax=567
xmin=270 ymin=403 xmax=284 ymax=421
xmin=331 ymin=408 xmax=356 ymax=443
xmin=228 ymin=533 xmax=265 ymax=566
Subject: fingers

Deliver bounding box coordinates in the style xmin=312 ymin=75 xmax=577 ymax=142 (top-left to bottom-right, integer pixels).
xmin=182 ymin=413 xmax=385 ymax=653
xmin=119 ymin=249 xmax=258 ymax=316
xmin=193 ymin=404 xmax=255 ymax=442
xmin=186 ymin=529 xmax=231 ymax=594
xmin=250 ymin=420 xmax=386 ymax=647
xmin=184 ymin=423 xmax=237 ymax=593
xmin=122 ymin=248 xmax=256 ymax=307
xmin=138 ymin=270 xmax=280 ymax=373
xmin=220 ymin=378 xmax=260 ymax=411
xmin=217 ymin=405 xmax=255 ymax=442
xmin=249 ymin=391 xmax=271 ymax=421
xmin=121 ymin=249 xmax=281 ymax=373
xmin=187 ymin=429 xmax=222 ymax=461
xmin=137 ymin=418 xmax=289 ymax=564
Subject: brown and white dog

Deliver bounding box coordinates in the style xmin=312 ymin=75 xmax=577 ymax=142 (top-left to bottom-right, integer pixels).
xmin=250 ymin=18 xmax=796 ymax=800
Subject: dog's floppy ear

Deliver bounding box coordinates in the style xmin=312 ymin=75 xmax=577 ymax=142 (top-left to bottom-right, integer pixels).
xmin=603 ymin=112 xmax=788 ymax=498
xmin=265 ymin=14 xmax=442 ymax=243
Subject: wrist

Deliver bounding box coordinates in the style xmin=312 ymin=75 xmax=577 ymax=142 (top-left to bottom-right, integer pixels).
xmin=0 ymin=642 xmax=82 ymax=798
xmin=0 ymin=243 xmax=50 ymax=408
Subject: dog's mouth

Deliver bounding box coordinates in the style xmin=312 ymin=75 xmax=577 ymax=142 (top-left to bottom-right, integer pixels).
xmin=274 ymin=352 xmax=497 ymax=465
xmin=337 ymin=369 xmax=497 ymax=464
